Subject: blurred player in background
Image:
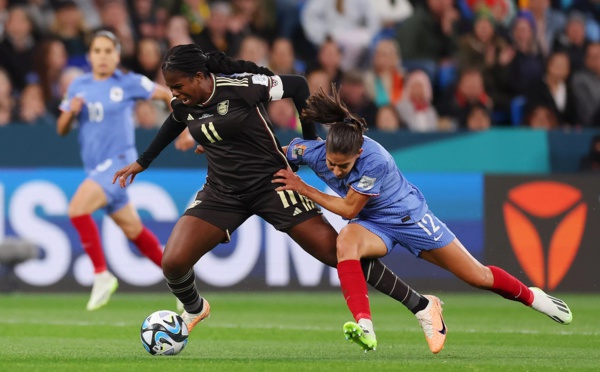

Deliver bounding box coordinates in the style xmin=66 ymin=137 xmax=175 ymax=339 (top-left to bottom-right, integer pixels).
xmin=57 ymin=30 xmax=172 ymax=311
xmin=114 ymin=44 xmax=447 ymax=354
xmin=274 ymin=86 xmax=573 ymax=351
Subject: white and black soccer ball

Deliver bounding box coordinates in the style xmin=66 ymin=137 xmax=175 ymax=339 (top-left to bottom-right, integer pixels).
xmin=140 ymin=310 xmax=189 ymax=356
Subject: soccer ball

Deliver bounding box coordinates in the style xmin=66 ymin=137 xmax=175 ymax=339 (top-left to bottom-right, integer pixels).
xmin=140 ymin=310 xmax=189 ymax=356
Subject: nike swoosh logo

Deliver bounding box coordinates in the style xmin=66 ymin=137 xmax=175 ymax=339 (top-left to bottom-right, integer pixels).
xmin=434 ymin=232 xmax=444 ymax=241
xmin=438 ymin=319 xmax=447 ymax=335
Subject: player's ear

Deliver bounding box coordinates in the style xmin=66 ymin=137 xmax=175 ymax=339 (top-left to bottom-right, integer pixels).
xmin=195 ymin=72 xmax=205 ymax=82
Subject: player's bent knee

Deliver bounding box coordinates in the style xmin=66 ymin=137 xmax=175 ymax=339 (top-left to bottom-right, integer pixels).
xmin=161 ymin=256 xmax=191 ymax=279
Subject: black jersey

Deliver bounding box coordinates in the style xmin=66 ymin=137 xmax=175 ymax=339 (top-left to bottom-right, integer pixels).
xmin=171 ymin=73 xmax=290 ymax=194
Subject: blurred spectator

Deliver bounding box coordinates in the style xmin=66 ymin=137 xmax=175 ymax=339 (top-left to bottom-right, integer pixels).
xmin=394 ymin=0 xmax=459 ymax=80
xmin=527 ymin=0 xmax=566 ymax=56
xmin=193 ymin=1 xmax=242 ymax=56
xmin=0 ymin=0 xmax=7 ymax=40
xmin=339 ymin=70 xmax=378 ymax=127
xmin=132 ymin=38 xmax=164 ymax=84
xmin=307 ymin=38 xmax=344 ymax=88
xmin=165 ymin=15 xmax=194 ymax=48
xmin=237 ymin=34 xmax=269 ymax=66
xmin=553 ymin=11 xmax=589 ymax=73
xmin=0 ymin=68 xmax=15 ymax=126
xmin=396 ymin=70 xmax=440 ymax=132
xmin=267 ymin=99 xmax=299 ymax=130
xmin=568 ymin=0 xmax=600 ymax=42
xmin=571 ymin=42 xmax=600 ymax=126
xmin=301 ymin=0 xmax=380 ymax=69
xmin=72 ymin=0 xmax=102 ymax=30
xmin=525 ymin=51 xmax=579 ymax=126
xmin=466 ymin=103 xmax=492 ymax=130
xmin=100 ymin=1 xmax=136 ymax=66
xmin=178 ymin=0 xmax=210 ymax=39
xmin=374 ymin=104 xmax=402 ymax=131
xmin=507 ymin=12 xmax=545 ymax=96
xmin=373 ymin=0 xmax=413 ymax=29
xmin=50 ymin=0 xmax=90 ymax=68
xmin=306 ymin=69 xmax=332 ymax=95
xmin=269 ymin=37 xmax=299 ymax=75
xmin=464 ymin=0 xmax=516 ymax=27
xmin=32 ymin=37 xmax=68 ymax=113
xmin=0 ymin=6 xmax=36 ymax=93
xmin=23 ymin=0 xmax=54 ymax=35
xmin=230 ymin=0 xmax=278 ymax=43
xmin=439 ymin=68 xmax=493 ymax=127
xmin=17 ymin=84 xmax=55 ymax=126
xmin=525 ymin=105 xmax=560 ymax=128
xmin=456 ymin=13 xmax=514 ymax=113
xmin=134 ymin=100 xmax=160 ymax=129
xmin=579 ymin=134 xmax=600 ymax=171
xmin=130 ymin=0 xmax=160 ymax=39
xmin=364 ymin=38 xmax=405 ymax=107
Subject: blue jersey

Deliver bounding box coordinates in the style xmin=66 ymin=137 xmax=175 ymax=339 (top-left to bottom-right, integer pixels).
xmin=59 ymin=70 xmax=156 ymax=171
xmin=286 ymin=136 xmax=429 ymax=225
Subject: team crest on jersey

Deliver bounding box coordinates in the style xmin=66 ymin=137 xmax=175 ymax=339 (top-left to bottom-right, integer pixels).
xmin=217 ymin=100 xmax=229 ymax=115
xmin=109 ymin=87 xmax=124 ymax=102
xmin=291 ymin=144 xmax=306 ymax=159
xmin=357 ymin=176 xmax=376 ymax=190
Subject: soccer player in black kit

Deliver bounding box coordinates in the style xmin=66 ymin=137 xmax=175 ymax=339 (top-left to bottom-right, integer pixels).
xmin=114 ymin=44 xmax=446 ymax=353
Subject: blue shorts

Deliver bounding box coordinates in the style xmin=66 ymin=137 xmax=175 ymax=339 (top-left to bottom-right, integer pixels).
xmin=350 ymin=209 xmax=455 ymax=257
xmin=86 ymin=152 xmax=135 ymax=215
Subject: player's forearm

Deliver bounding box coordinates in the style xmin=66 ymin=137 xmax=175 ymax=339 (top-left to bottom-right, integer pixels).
xmin=298 ymin=184 xmax=358 ymax=220
xmin=279 ymin=75 xmax=317 ymax=140
xmin=137 ymin=116 xmax=187 ymax=168
xmin=56 ymin=111 xmax=76 ymax=136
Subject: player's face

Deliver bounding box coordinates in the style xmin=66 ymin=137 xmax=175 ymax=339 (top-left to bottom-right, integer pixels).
xmin=326 ymin=151 xmax=361 ymax=179
xmin=89 ymin=37 xmax=120 ymax=78
xmin=163 ymin=70 xmax=205 ymax=106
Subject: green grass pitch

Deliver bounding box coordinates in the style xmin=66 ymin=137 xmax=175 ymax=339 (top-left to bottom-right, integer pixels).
xmin=1 ymin=292 xmax=599 ymax=371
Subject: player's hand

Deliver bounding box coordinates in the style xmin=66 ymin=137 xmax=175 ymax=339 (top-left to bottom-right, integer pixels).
xmin=70 ymin=96 xmax=85 ymax=115
xmin=174 ymin=129 xmax=196 ymax=151
xmin=194 ymin=145 xmax=205 ymax=154
xmin=273 ymin=168 xmax=306 ymax=193
xmin=113 ymin=162 xmax=145 ymax=187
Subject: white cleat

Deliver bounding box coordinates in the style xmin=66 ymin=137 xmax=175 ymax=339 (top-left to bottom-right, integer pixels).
xmin=529 ymin=287 xmax=573 ymax=325
xmin=86 ymin=271 xmax=118 ymax=311
xmin=180 ymin=298 xmax=211 ymax=333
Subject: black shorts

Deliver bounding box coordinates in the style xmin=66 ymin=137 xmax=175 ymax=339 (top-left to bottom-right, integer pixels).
xmin=183 ymin=181 xmax=323 ymax=237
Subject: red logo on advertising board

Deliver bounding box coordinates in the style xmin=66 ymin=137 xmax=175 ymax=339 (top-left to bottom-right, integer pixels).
xmin=503 ymin=181 xmax=586 ymax=290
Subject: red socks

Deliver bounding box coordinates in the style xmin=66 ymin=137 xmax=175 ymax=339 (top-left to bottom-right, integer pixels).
xmin=71 ymin=215 xmax=106 ymax=273
xmin=338 ymin=260 xmax=371 ymax=321
xmin=71 ymin=216 xmax=163 ymax=271
xmin=488 ymin=265 xmax=534 ymax=306
xmin=132 ymin=227 xmax=163 ymax=267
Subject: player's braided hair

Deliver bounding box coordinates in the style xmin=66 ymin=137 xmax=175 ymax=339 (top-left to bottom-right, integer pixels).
xmin=162 ymin=44 xmax=274 ymax=77
xmin=301 ymin=85 xmax=366 ymax=155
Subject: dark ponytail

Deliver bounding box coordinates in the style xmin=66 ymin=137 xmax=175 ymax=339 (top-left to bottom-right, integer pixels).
xmin=162 ymin=44 xmax=274 ymax=77
xmin=301 ymin=86 xmax=367 ymax=155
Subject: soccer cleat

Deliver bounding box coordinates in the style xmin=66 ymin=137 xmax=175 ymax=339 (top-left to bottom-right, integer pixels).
xmin=180 ymin=298 xmax=211 ymax=333
xmin=415 ymin=295 xmax=447 ymax=354
xmin=86 ymin=271 xmax=118 ymax=311
xmin=343 ymin=319 xmax=377 ymax=352
xmin=529 ymin=287 xmax=573 ymax=325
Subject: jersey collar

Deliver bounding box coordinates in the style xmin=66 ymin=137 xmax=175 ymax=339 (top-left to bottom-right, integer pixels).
xmin=198 ymin=73 xmax=216 ymax=106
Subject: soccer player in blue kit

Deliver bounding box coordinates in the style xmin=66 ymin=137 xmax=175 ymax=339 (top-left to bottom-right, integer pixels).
xmin=57 ymin=31 xmax=172 ymax=311
xmin=274 ymin=87 xmax=574 ymax=352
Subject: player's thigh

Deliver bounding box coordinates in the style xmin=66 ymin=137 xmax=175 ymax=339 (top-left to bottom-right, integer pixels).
xmin=68 ymin=179 xmax=107 ymax=216
xmin=109 ymin=203 xmax=143 ymax=240
xmin=286 ymin=215 xmax=339 ymax=268
xmin=419 ymin=238 xmax=492 ymax=288
xmin=162 ymin=215 xmax=229 ymax=278
xmin=337 ymin=224 xmax=387 ymax=261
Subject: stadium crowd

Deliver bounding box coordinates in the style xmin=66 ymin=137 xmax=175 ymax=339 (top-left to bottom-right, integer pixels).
xmin=1 ymin=0 xmax=600 ymax=132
